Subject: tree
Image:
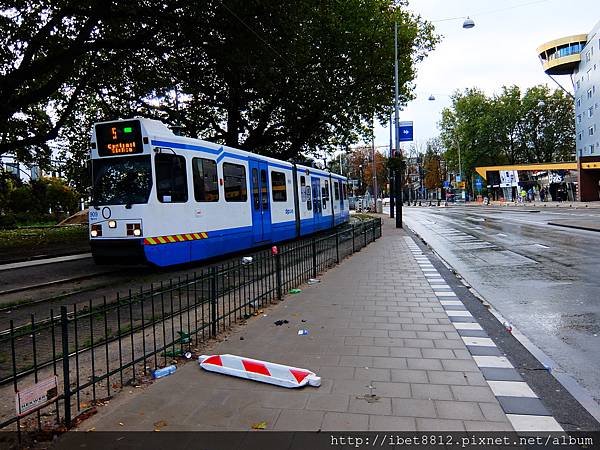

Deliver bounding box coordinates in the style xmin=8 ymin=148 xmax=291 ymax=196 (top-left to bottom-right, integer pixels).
xmin=4 ymin=0 xmax=439 ymax=176
xmin=438 ymin=84 xmax=575 ymax=195
xmin=0 ymin=0 xmax=180 ymax=162
xmin=423 ymin=139 xmax=443 ymax=190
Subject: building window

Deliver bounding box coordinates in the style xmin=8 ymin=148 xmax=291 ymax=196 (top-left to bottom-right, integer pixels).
xmin=271 ymin=171 xmax=287 ymax=202
xmin=223 ymin=162 xmax=247 ymax=202
xmin=577 ymin=114 xmax=582 ymax=124
xmin=590 ymin=126 xmax=595 ymax=136
xmin=576 ymin=80 xmax=580 ymax=90
xmin=589 ymin=107 xmax=594 ymax=118
xmin=577 ymin=97 xmax=581 ymax=108
xmin=590 ymin=144 xmax=595 ymax=154
xmin=586 ymin=50 xmax=592 ymax=62
xmin=588 ymin=88 xmax=593 ymax=99
xmin=578 ymin=132 xmax=582 ymax=141
xmin=155 ymin=153 xmax=188 ymax=203
xmin=192 ymin=158 xmax=218 ymax=202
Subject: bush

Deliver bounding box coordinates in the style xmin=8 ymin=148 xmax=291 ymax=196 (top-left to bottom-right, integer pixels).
xmin=0 ymin=213 xmax=17 ymax=230
xmin=1 ymin=176 xmax=81 ymax=225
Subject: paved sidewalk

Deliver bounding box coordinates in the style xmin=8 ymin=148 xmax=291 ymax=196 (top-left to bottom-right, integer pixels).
xmin=75 ymin=219 xmax=517 ymax=432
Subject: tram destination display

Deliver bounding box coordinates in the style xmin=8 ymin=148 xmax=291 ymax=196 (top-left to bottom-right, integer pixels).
xmin=96 ymin=120 xmax=144 ymax=156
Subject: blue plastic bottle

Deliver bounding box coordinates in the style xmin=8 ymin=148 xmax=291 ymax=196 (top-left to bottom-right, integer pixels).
xmin=152 ymin=365 xmax=176 ymax=379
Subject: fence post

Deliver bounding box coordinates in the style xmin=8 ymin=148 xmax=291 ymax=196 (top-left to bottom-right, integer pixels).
xmin=335 ymin=230 xmax=340 ymax=264
xmin=60 ymin=306 xmax=72 ymax=428
xmin=352 ymin=224 xmax=355 ymax=253
xmin=311 ymin=237 xmax=317 ymax=278
xmin=10 ymin=321 xmax=21 ymax=442
xmin=275 ymin=252 xmax=283 ymax=301
xmin=372 ymin=219 xmax=376 ymax=242
xmin=210 ymin=267 xmax=217 ymax=338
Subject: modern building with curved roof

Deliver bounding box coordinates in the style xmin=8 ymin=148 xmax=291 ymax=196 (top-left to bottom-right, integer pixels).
xmin=537 ymin=21 xmax=600 ymax=201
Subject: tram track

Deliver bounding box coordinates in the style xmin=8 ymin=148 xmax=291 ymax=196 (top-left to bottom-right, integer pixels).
xmin=0 ymin=223 xmax=357 ymax=329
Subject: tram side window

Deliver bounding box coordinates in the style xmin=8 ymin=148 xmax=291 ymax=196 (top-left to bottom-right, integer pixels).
xmin=334 ymin=181 xmax=340 ymax=200
xmin=192 ymin=158 xmax=219 ymax=202
xmin=300 ymin=175 xmax=311 ymax=210
xmin=271 ymin=171 xmax=287 ymax=202
xmin=343 ymin=183 xmax=348 ymax=199
xmin=322 ymin=180 xmax=329 ymax=208
xmin=155 ymin=153 xmax=188 ymax=203
xmin=223 ymin=162 xmax=247 ymax=202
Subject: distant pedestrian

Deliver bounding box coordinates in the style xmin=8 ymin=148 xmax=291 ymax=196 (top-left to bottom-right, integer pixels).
xmin=520 ymin=189 xmax=527 ymax=203
xmin=540 ymin=188 xmax=546 ymax=202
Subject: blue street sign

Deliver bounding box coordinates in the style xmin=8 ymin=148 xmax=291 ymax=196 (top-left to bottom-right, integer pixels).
xmin=475 ymin=179 xmax=483 ymax=188
xmin=456 ymin=175 xmax=461 ymax=182
xmin=398 ymin=121 xmax=413 ymax=142
xmin=443 ymin=181 xmax=450 ymax=188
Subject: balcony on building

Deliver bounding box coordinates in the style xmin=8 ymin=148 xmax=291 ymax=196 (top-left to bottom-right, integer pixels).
xmin=536 ymin=34 xmax=587 ymax=75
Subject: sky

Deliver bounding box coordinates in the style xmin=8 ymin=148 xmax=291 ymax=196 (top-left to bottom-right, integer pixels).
xmin=368 ymin=0 xmax=600 ymax=155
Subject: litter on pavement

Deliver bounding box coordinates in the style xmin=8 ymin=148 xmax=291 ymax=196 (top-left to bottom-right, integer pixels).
xmin=274 ymin=320 xmax=289 ymax=326
xmin=152 ymin=365 xmax=176 ymax=379
xmin=198 ymin=354 xmax=321 ymax=388
xmin=241 ymin=256 xmax=253 ymax=265
xmin=288 ymin=289 xmax=302 ymax=294
xmin=252 ymin=421 xmax=267 ymax=430
xmin=308 ymin=278 xmax=320 ymax=284
xmin=297 ymin=329 xmax=309 ymax=335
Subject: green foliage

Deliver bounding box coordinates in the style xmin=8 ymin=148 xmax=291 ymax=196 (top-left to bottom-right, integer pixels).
xmin=0 ymin=225 xmax=87 ymax=251
xmin=438 ymin=85 xmax=575 ymax=193
xmin=2 ymin=0 xmax=439 ymax=189
xmin=0 ymin=176 xmax=80 ymax=227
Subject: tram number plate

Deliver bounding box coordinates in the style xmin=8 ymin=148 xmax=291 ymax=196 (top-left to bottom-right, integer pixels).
xmin=15 ymin=376 xmax=59 ymax=417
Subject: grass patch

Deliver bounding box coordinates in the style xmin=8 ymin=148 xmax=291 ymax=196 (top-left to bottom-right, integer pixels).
xmin=0 ymin=225 xmax=88 ymax=252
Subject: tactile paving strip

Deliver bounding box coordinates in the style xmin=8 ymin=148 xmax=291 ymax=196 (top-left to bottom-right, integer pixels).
xmin=404 ymin=236 xmax=563 ymax=432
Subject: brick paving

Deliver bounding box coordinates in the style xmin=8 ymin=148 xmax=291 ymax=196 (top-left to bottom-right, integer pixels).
xmin=77 ymin=218 xmax=514 ymax=432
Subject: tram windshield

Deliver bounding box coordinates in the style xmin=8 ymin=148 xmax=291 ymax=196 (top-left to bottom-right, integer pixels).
xmin=92 ymin=156 xmax=152 ymax=206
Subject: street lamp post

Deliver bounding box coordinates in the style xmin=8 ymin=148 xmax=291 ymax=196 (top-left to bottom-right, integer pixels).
xmin=394 ymin=20 xmax=402 ymax=228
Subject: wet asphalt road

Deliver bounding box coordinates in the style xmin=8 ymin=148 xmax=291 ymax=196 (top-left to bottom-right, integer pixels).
xmin=398 ymin=205 xmax=600 ymax=406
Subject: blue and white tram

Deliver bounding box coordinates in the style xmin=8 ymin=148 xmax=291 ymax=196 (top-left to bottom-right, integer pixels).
xmin=89 ymin=118 xmax=350 ymax=266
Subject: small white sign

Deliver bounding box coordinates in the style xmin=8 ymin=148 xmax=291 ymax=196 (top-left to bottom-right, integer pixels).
xmin=15 ymin=376 xmax=59 ymax=417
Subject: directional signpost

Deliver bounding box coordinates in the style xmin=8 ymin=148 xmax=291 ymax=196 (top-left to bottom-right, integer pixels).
xmin=398 ymin=121 xmax=413 ymax=142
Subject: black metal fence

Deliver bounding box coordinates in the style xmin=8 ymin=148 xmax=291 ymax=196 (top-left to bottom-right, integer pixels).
xmin=0 ymin=218 xmax=382 ymax=434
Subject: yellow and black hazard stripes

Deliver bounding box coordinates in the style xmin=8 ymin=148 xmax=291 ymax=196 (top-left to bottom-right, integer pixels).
xmin=143 ymin=232 xmax=209 ymax=246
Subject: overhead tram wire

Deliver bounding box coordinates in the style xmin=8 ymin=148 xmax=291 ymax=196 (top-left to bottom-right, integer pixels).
xmin=430 ymin=0 xmax=550 ymax=23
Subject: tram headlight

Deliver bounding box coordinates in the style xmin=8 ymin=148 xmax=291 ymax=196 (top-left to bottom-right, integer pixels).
xmin=91 ymin=224 xmax=102 ymax=237
xmin=127 ymin=223 xmax=142 ymax=237
xmin=108 ymin=220 xmax=117 ymax=229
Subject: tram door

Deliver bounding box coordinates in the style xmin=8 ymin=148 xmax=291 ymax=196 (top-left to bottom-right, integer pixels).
xmin=249 ymin=159 xmax=272 ymax=243
xmin=311 ymin=177 xmax=322 ymax=230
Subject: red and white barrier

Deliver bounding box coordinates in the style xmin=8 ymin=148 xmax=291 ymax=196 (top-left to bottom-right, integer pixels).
xmin=198 ymin=354 xmax=321 ymax=388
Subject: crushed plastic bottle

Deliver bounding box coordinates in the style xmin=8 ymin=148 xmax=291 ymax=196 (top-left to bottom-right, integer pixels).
xmin=503 ymin=321 xmax=513 ymax=333
xmin=153 ymin=365 xmax=176 ymax=379
xmin=241 ymin=256 xmax=253 ymax=265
